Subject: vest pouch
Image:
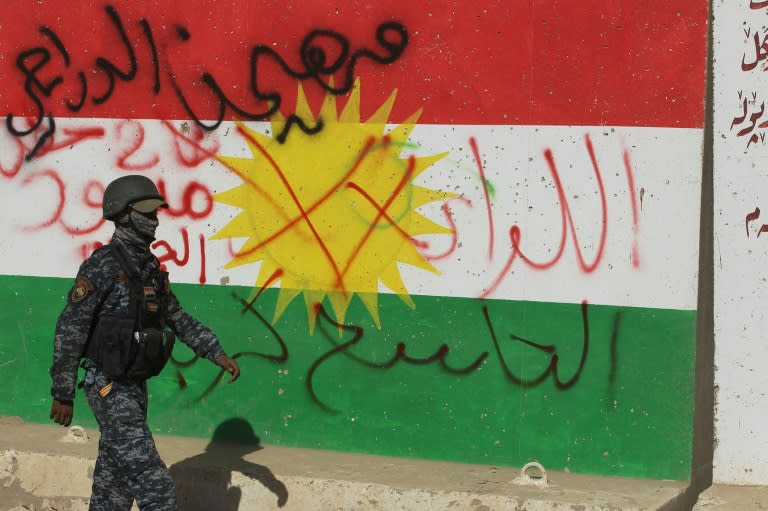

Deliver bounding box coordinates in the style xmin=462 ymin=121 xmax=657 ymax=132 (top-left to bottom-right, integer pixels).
xmin=127 ymin=328 xmax=175 ymax=381
xmin=90 ymin=315 xmax=136 ymax=381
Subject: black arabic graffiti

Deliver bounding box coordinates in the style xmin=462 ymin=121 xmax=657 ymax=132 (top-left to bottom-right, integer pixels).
xmin=309 ymin=300 xmax=592 ymax=412
xmin=171 ymin=20 xmax=408 ymax=140
xmin=483 ymin=300 xmax=590 ymax=389
xmin=173 ymin=294 xmax=603 ymax=413
xmin=309 ymin=303 xmax=487 ymax=413
xmin=7 ymin=6 xmax=141 ymax=160
xmin=169 ymin=291 xmax=289 ymax=399
xmin=295 ymin=298 xmax=586 ymax=412
xmin=6 ymin=5 xmax=408 ymax=160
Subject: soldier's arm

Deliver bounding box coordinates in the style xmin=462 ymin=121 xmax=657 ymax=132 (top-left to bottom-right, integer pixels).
xmin=50 ymin=257 xmax=110 ymax=402
xmin=164 ymin=291 xmax=226 ymax=363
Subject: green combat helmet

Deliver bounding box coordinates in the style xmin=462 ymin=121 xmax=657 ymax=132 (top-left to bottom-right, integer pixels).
xmin=102 ymin=175 xmax=168 ymax=220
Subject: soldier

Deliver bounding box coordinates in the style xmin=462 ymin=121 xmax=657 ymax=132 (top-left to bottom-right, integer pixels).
xmin=49 ymin=174 xmax=241 ymax=511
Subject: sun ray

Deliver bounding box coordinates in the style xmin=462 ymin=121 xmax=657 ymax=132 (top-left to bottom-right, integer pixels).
xmin=410 ymin=153 xmax=450 ymax=181
xmin=339 ymin=77 xmax=361 ymax=123
xmin=223 ymin=235 xmax=267 ymax=268
xmin=357 ymin=292 xmax=382 ymax=329
xmin=406 ymin=213 xmax=454 ymax=237
xmin=253 ymin=259 xmax=281 ymax=289
xmin=396 ymin=241 xmax=441 ymax=274
xmin=386 ymin=109 xmax=423 ymax=155
xmin=379 ymin=264 xmax=416 ymax=309
xmin=410 ymin=184 xmax=455 ymax=208
xmin=209 ymin=213 xmax=252 ymax=239
xmin=212 ymin=184 xmax=250 ymax=209
xmin=294 ymin=82 xmax=315 ymax=121
xmin=366 ymin=88 xmax=398 ymax=124
xmin=318 ymin=76 xmax=337 ymax=120
xmin=327 ymin=290 xmax=352 ymax=326
xmin=273 ymin=286 xmax=302 ymax=323
xmin=303 ymin=289 xmax=327 ymax=333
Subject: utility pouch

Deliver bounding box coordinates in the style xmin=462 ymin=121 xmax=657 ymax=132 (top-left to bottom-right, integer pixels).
xmin=127 ymin=328 xmax=175 ymax=381
xmin=89 ymin=314 xmax=137 ymax=381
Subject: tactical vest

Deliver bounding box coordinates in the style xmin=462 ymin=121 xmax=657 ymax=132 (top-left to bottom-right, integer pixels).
xmin=85 ymin=243 xmax=175 ymax=382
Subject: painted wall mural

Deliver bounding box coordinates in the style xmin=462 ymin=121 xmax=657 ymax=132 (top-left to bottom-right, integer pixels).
xmin=0 ymin=0 xmax=706 ymax=480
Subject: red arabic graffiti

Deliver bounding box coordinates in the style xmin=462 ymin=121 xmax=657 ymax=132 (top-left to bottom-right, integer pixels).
xmin=153 ymin=227 xmax=208 ymax=284
xmin=478 ymin=134 xmax=628 ymax=298
xmin=744 ymin=206 xmax=768 ymax=238
xmin=624 ymin=148 xmax=641 ymax=268
xmin=2 ymin=117 xmax=218 ymax=278
xmin=1 ymin=117 xmax=217 ymax=178
xmin=14 ymin=169 xmax=215 ymax=236
xmin=742 ymin=28 xmax=768 ymax=71
xmin=469 ymin=137 xmax=495 ymax=261
xmin=75 ymin=227 xmax=208 ymax=284
xmin=414 ymin=134 xmax=640 ymax=291
xmin=156 ymin=179 xmax=213 ymax=220
xmin=735 ymin=10 xmax=768 ymax=150
xmin=116 ymin=119 xmax=159 ymax=171
xmin=1 ymin=120 xmax=104 ymax=178
xmin=731 ymin=91 xmax=768 ymax=148
xmin=20 ymin=169 xmax=65 ymax=231
xmin=420 ymin=196 xmax=473 ymax=262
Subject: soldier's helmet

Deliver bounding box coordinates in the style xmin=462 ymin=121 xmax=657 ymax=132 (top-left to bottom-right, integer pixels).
xmin=102 ymin=175 xmax=168 ymax=220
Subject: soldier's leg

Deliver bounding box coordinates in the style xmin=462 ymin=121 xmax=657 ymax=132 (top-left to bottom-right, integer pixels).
xmin=88 ymin=434 xmax=134 ymax=511
xmin=85 ymin=370 xmax=176 ymax=511
xmin=86 ymin=371 xmax=134 ymax=510
xmin=113 ymin=432 xmax=177 ymax=511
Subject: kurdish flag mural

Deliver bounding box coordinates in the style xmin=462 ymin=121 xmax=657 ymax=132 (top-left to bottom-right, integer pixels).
xmin=0 ymin=0 xmax=706 ymax=480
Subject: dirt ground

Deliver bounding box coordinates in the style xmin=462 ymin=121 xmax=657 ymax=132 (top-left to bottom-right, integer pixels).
xmin=2 ymin=495 xmax=90 ymax=511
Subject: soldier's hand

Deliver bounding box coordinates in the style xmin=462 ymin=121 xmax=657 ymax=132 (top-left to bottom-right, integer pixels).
xmin=50 ymin=399 xmax=74 ymax=427
xmin=215 ymin=354 xmax=240 ymax=383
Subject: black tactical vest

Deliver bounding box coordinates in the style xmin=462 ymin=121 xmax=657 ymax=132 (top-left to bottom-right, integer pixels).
xmin=85 ymin=243 xmax=175 ymax=382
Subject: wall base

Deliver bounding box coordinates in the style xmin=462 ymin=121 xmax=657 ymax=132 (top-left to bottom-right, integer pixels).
xmin=692 ymin=484 xmax=768 ymax=511
xmin=0 ymin=416 xmax=689 ymax=511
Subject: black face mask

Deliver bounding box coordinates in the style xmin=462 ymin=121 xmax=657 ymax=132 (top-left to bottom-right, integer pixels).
xmin=114 ymin=209 xmax=159 ymax=247
xmin=130 ymin=209 xmax=159 ymax=241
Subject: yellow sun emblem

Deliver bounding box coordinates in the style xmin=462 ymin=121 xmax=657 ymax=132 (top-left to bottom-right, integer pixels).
xmin=212 ymin=78 xmax=453 ymax=330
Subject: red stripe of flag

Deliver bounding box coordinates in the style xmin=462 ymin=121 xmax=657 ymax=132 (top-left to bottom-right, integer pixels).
xmin=0 ymin=0 xmax=706 ymax=128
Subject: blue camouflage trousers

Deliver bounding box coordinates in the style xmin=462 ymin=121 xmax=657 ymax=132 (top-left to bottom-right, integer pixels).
xmin=84 ymin=368 xmax=177 ymax=511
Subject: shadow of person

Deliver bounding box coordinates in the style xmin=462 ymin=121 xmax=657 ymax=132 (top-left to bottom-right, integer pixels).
xmin=169 ymin=418 xmax=288 ymax=510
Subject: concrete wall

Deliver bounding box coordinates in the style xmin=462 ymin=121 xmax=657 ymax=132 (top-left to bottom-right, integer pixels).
xmin=0 ymin=1 xmax=707 ymax=481
xmin=712 ymin=0 xmax=768 ymax=486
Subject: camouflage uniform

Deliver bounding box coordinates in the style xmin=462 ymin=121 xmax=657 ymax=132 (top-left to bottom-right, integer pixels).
xmin=50 ymin=236 xmax=226 ymax=511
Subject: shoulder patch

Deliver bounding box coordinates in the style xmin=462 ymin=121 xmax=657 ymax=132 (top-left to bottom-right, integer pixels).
xmin=71 ymin=276 xmax=95 ymax=303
